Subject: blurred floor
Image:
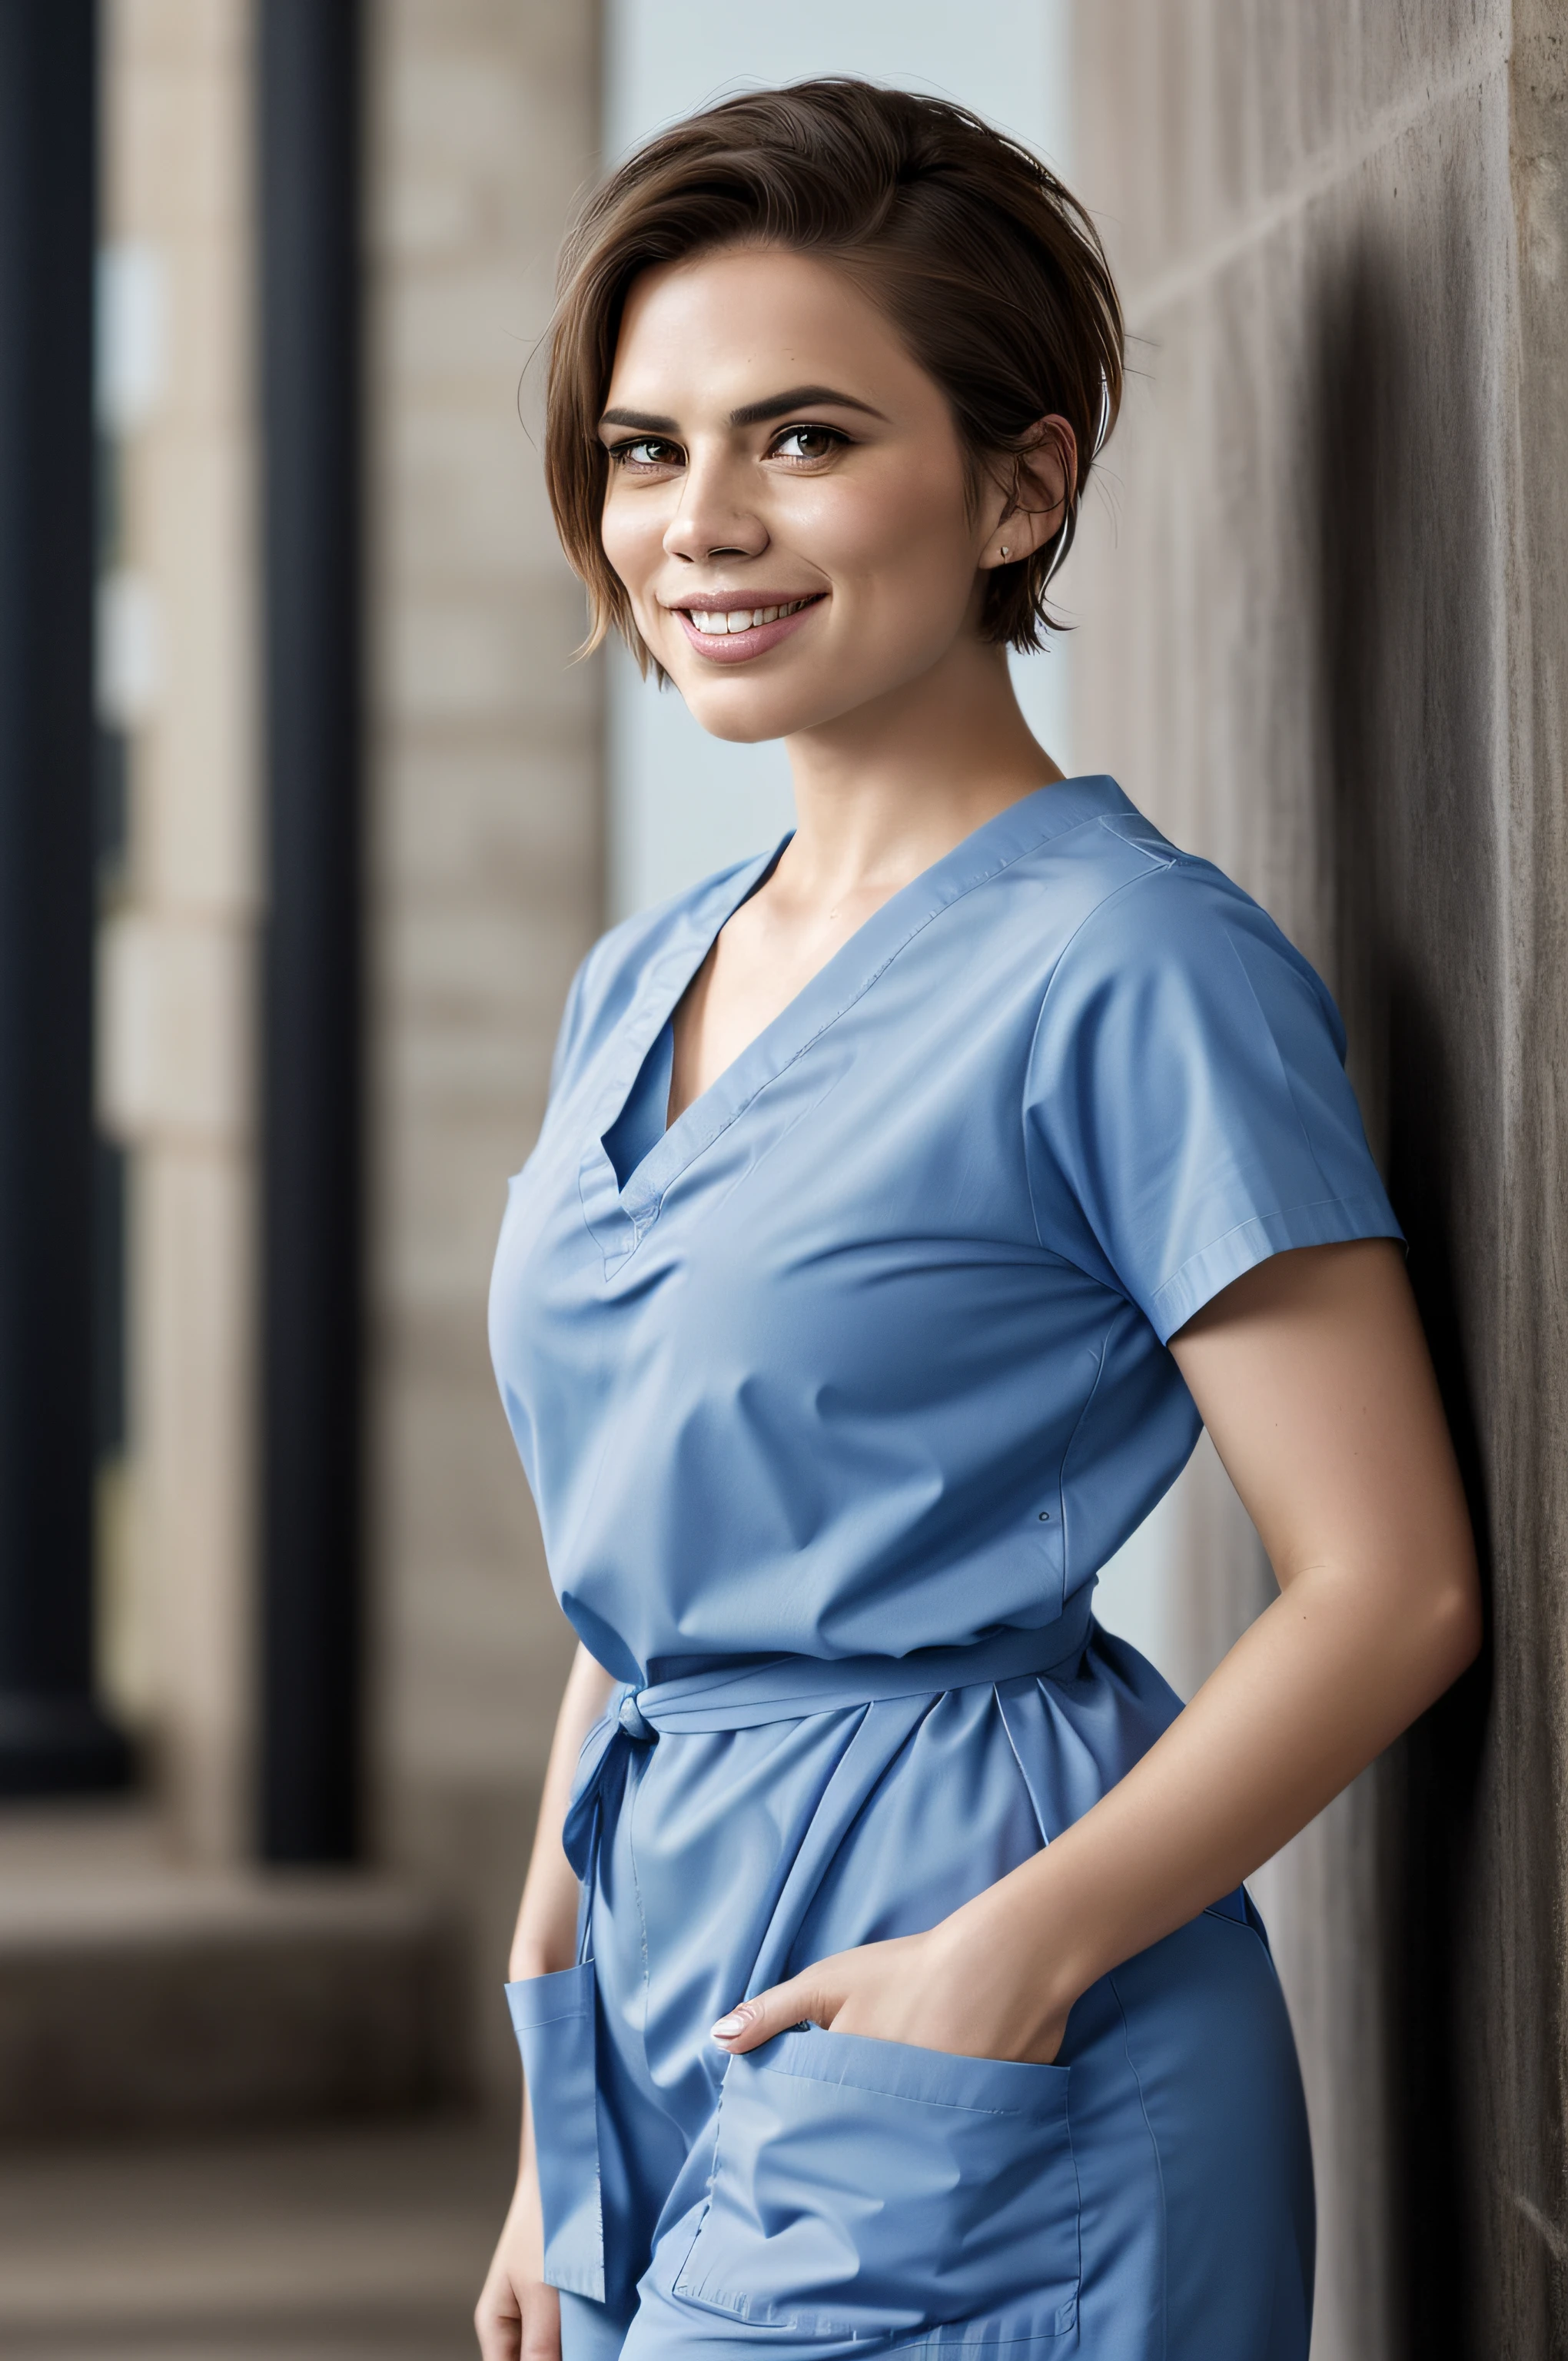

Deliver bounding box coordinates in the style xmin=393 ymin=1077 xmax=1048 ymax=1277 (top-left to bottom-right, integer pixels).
xmin=0 ymin=2110 xmax=513 ymax=2359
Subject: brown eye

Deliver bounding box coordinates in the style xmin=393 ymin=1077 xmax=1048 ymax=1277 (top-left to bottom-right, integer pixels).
xmin=772 ymin=425 xmax=846 ymax=462
xmin=610 ymin=437 xmax=681 ymax=469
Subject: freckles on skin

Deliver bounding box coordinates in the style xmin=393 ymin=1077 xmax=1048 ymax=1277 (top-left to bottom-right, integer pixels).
xmin=597 ymin=246 xmax=998 ymax=744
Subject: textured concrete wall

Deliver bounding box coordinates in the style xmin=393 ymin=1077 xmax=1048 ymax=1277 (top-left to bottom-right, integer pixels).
xmin=364 ymin=0 xmax=602 ymax=2099
xmin=1068 ymin=5 xmax=1568 ymax=2353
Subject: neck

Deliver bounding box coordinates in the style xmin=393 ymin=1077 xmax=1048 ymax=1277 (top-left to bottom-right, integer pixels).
xmin=778 ymin=633 xmax=1064 ymax=902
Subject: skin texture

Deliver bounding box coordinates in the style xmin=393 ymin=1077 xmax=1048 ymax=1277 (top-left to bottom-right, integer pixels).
xmin=475 ymin=244 xmax=1482 ymax=2361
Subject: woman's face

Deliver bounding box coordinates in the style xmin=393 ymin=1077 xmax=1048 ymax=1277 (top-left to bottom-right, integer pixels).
xmin=597 ymin=245 xmax=1017 ymax=744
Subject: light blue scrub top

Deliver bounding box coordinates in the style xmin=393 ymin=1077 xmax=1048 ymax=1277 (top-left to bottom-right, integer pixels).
xmin=489 ymin=775 xmax=1400 ymax=2359
xmin=490 ymin=774 xmax=1398 ymax=1688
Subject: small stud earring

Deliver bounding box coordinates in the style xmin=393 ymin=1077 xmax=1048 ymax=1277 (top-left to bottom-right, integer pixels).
xmin=998 ymin=545 xmax=1011 ymax=560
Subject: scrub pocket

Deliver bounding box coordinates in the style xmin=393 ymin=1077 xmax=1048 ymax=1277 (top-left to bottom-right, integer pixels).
xmin=507 ymin=1961 xmax=604 ymax=2302
xmin=673 ymin=2025 xmax=1080 ymax=2345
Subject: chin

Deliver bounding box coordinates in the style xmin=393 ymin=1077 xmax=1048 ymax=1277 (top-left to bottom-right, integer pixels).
xmin=676 ymin=658 xmax=903 ymax=745
xmin=680 ymin=702 xmax=797 ymax=745
xmin=673 ymin=675 xmax=828 ymax=745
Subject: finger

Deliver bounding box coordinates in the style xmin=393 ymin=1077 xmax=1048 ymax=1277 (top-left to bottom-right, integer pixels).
xmin=474 ymin=2283 xmax=522 ymax=2361
xmin=710 ymin=1974 xmax=822 ymax=2053
xmin=521 ymin=2280 xmax=561 ymax=2361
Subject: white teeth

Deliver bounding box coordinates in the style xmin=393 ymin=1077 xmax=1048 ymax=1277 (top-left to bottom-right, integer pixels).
xmin=688 ymin=598 xmax=811 ymax=636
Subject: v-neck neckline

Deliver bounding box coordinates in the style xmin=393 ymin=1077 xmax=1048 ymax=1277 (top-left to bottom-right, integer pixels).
xmin=577 ymin=773 xmax=1128 ymax=1270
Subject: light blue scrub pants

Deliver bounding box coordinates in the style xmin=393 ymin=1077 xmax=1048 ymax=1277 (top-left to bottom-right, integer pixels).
xmin=511 ymin=1617 xmax=1314 ymax=2359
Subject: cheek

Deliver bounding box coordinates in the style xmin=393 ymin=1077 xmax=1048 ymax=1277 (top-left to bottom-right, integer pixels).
xmin=802 ymin=467 xmax=977 ymax=646
xmin=600 ymin=490 xmax=664 ymax=593
xmin=802 ymin=462 xmax=974 ymax=586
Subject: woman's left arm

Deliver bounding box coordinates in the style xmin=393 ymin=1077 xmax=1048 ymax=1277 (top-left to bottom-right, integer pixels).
xmin=714 ymin=1237 xmax=1483 ymax=2064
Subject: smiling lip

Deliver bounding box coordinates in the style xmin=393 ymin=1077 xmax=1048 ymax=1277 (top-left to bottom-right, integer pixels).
xmin=670 ymin=592 xmax=826 ymax=664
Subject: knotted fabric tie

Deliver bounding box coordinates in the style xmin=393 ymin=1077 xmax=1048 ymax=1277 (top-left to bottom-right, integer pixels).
xmin=560 ymin=1593 xmax=1096 ymax=1884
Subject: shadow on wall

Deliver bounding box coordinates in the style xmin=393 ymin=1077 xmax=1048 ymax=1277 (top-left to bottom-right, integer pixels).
xmin=1312 ymin=202 xmax=1545 ymax=2355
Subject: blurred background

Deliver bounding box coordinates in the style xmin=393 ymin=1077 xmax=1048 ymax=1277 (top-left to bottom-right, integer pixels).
xmin=0 ymin=4 xmax=1564 ymax=2357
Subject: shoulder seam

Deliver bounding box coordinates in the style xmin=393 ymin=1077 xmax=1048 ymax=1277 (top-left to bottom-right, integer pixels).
xmin=1032 ymin=857 xmax=1181 ymax=1031
xmin=1096 ymin=810 xmax=1178 ymax=871
xmin=1019 ymin=858 xmax=1191 ymax=1266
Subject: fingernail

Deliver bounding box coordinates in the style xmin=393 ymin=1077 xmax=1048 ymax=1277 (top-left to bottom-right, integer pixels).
xmin=711 ymin=2007 xmax=752 ymax=2040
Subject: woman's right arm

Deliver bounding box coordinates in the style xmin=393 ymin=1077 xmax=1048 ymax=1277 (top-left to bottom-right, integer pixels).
xmin=476 ymin=1642 xmax=616 ymax=2361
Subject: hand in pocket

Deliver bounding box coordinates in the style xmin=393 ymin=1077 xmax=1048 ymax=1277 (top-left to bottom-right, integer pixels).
xmin=711 ymin=1912 xmax=1075 ymax=2067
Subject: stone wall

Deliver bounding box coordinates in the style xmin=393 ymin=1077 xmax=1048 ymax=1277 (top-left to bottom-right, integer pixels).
xmin=364 ymin=0 xmax=603 ymax=2099
xmin=1068 ymin=4 xmax=1568 ymax=2353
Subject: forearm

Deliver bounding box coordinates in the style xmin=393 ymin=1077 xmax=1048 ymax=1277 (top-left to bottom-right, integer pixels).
xmin=948 ymin=1547 xmax=1479 ymax=2034
xmin=508 ymin=1642 xmax=617 ymax=1983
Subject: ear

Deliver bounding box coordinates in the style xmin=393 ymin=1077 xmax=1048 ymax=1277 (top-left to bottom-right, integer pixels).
xmin=980 ymin=414 xmax=1079 ymax=570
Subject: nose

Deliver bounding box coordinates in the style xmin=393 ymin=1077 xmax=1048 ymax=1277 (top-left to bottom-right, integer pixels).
xmin=663 ymin=446 xmax=768 ymax=567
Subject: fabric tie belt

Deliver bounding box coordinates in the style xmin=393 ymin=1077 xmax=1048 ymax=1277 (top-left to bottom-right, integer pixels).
xmin=560 ymin=1590 xmax=1096 ymax=1885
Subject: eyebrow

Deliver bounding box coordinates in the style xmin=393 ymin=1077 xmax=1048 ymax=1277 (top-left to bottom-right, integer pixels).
xmin=599 ymin=384 xmax=889 ymax=435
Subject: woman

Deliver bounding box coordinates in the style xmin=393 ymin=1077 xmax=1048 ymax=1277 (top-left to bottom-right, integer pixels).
xmin=477 ymin=81 xmax=1479 ymax=2361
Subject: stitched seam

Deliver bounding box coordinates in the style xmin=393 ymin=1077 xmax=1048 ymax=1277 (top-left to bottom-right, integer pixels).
xmin=1021 ymin=862 xmax=1179 ymax=1263
xmin=1096 ymin=810 xmax=1176 ymax=869
xmin=684 ymin=2289 xmax=1081 ymax=2346
xmin=1148 ymin=1191 xmax=1391 ymax=1325
xmin=1054 ymin=1317 xmax=1114 ymax=1599
xmin=671 ymin=2072 xmax=729 ymax=2295
xmin=686 ymin=2286 xmax=1078 ymax=2343
xmin=1221 ymin=925 xmax=1336 ymax=1197
xmin=889 ymin=2326 xmax=1078 ymax=2352
xmin=624 ymin=1741 xmax=655 ymax=2087
xmin=751 ymin=2062 xmax=1055 ymax=2120
xmin=1061 ymin=2067 xmax=1086 ymax=2329
xmin=1202 ymin=1896 xmax=1276 ymax=1965
xmin=1108 ymin=1968 xmax=1168 ymax=2361
xmin=576 ymin=849 xmax=784 ymax=1251
xmin=688 ymin=2310 xmax=1078 ymax=2349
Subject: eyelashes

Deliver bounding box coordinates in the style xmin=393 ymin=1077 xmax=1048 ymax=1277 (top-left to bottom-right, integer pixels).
xmin=605 ymin=423 xmax=852 ymax=473
xmin=606 ymin=437 xmax=680 ymax=470
xmin=770 ymin=424 xmax=850 ymax=462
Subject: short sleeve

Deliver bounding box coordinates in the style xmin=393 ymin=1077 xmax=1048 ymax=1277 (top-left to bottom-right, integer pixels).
xmin=1024 ymin=861 xmax=1401 ymax=1343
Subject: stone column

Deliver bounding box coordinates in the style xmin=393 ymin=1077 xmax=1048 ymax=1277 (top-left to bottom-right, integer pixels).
xmin=364 ymin=0 xmax=603 ymax=2097
xmin=97 ymin=0 xmax=259 ymax=1863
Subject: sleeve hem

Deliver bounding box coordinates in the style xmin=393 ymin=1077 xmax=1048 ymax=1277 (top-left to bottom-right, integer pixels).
xmin=1150 ymin=1194 xmax=1406 ymax=1344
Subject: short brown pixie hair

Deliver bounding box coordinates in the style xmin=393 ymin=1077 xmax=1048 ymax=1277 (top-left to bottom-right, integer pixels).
xmin=545 ymin=78 xmax=1124 ymax=671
